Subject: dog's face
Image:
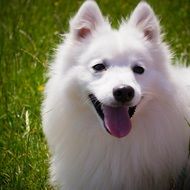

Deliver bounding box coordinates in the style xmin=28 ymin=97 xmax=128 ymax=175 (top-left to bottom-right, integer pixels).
xmin=66 ymin=1 xmax=170 ymax=138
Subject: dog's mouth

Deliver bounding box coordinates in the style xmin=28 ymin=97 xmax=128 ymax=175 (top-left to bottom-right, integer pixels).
xmin=89 ymin=94 xmax=137 ymax=138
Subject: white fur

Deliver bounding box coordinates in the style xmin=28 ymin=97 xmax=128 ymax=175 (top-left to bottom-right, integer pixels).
xmin=42 ymin=1 xmax=190 ymax=190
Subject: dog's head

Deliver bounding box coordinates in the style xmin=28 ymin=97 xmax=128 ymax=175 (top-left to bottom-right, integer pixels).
xmin=63 ymin=1 xmax=171 ymax=138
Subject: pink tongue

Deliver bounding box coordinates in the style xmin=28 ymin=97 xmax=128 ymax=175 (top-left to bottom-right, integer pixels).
xmin=103 ymin=105 xmax=132 ymax=138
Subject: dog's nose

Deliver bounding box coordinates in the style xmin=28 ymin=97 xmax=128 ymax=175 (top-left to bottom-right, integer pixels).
xmin=113 ymin=85 xmax=135 ymax=103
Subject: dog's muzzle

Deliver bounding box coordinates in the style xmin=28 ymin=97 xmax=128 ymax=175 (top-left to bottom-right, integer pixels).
xmin=89 ymin=94 xmax=136 ymax=138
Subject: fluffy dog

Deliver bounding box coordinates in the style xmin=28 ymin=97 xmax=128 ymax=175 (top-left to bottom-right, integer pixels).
xmin=42 ymin=1 xmax=190 ymax=189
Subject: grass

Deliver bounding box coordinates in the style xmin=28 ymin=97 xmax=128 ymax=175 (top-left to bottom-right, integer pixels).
xmin=0 ymin=0 xmax=189 ymax=189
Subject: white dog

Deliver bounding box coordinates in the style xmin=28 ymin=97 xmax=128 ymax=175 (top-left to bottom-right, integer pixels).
xmin=42 ymin=1 xmax=190 ymax=189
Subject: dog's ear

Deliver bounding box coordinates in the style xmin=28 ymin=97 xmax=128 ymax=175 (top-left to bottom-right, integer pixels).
xmin=70 ymin=0 xmax=105 ymax=41
xmin=128 ymin=2 xmax=160 ymax=42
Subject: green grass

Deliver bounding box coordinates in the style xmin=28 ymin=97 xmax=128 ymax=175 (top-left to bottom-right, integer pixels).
xmin=0 ymin=0 xmax=189 ymax=189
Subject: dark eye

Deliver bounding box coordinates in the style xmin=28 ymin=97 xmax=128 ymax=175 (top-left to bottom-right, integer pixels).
xmin=132 ymin=65 xmax=145 ymax=74
xmin=92 ymin=63 xmax=107 ymax=72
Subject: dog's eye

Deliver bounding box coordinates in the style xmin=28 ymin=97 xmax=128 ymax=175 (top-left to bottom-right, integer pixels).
xmin=132 ymin=65 xmax=145 ymax=74
xmin=92 ymin=63 xmax=107 ymax=72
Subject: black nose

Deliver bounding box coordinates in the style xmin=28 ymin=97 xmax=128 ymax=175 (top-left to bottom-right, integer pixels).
xmin=113 ymin=85 xmax=135 ymax=103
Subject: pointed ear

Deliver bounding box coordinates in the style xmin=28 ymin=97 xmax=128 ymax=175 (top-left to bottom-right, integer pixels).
xmin=70 ymin=0 xmax=105 ymax=41
xmin=128 ymin=2 xmax=160 ymax=42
